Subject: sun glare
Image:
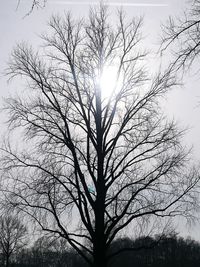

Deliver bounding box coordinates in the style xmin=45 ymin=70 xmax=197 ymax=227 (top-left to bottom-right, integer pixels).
xmin=99 ymin=66 xmax=119 ymax=98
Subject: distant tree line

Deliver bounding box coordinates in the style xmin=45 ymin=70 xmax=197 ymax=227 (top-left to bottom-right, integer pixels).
xmin=1 ymin=233 xmax=200 ymax=267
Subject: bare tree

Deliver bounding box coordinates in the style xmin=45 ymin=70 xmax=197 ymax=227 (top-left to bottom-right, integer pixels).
xmin=161 ymin=0 xmax=200 ymax=72
xmin=1 ymin=6 xmax=199 ymax=267
xmin=0 ymin=215 xmax=27 ymax=267
xmin=31 ymin=235 xmax=71 ymax=266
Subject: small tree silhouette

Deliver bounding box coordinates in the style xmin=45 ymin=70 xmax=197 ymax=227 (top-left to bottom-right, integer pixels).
xmin=0 ymin=215 xmax=27 ymax=267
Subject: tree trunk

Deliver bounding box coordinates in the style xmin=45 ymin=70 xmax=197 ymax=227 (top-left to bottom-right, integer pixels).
xmin=93 ymin=81 xmax=107 ymax=267
xmin=5 ymin=254 xmax=9 ymax=267
xmin=93 ymin=192 xmax=107 ymax=267
xmin=93 ymin=239 xmax=107 ymax=267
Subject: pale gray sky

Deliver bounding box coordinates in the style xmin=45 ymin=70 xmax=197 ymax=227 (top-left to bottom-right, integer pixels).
xmin=0 ymin=0 xmax=199 ymax=240
xmin=48 ymin=1 xmax=168 ymax=6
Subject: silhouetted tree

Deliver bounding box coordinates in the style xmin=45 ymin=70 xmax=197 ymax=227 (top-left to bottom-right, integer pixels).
xmin=1 ymin=5 xmax=199 ymax=267
xmin=0 ymin=215 xmax=27 ymax=267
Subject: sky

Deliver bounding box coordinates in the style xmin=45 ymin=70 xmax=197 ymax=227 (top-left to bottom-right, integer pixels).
xmin=0 ymin=0 xmax=200 ymax=241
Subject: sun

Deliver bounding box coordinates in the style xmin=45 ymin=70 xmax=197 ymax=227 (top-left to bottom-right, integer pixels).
xmin=99 ymin=66 xmax=119 ymax=98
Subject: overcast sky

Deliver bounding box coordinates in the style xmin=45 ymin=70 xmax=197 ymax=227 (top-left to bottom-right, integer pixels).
xmin=0 ymin=0 xmax=200 ymax=240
